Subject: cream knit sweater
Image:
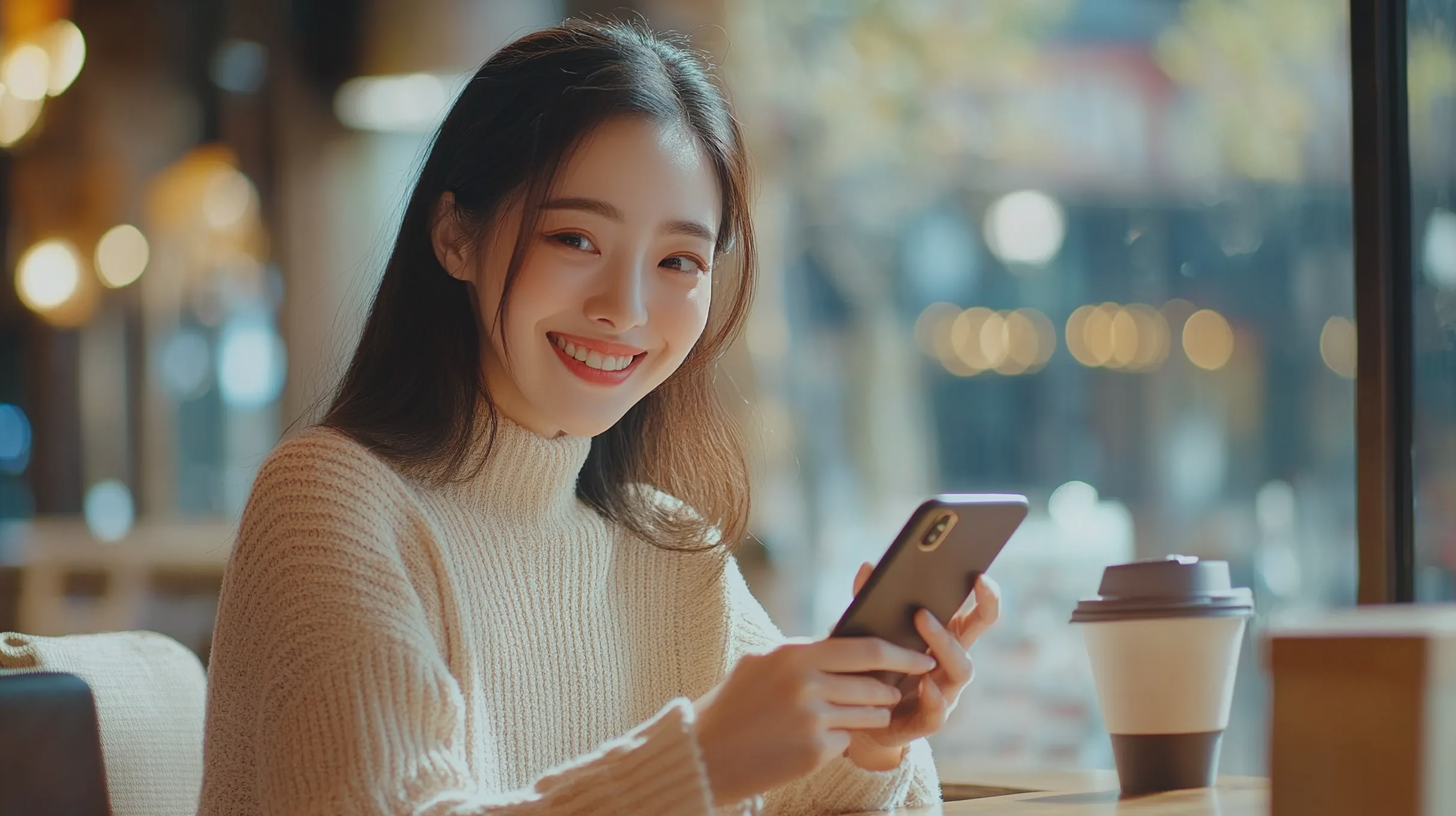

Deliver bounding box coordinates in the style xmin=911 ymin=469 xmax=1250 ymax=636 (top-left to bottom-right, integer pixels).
xmin=199 ymin=416 xmax=939 ymax=816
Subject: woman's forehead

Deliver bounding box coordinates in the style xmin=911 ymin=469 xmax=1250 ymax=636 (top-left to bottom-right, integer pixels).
xmin=549 ymin=117 xmax=721 ymax=224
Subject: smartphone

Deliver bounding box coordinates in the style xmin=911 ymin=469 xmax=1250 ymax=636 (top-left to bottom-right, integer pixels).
xmin=830 ymin=494 xmax=1028 ymax=689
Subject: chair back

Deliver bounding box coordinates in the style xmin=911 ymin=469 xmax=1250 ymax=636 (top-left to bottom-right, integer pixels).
xmin=0 ymin=631 xmax=207 ymax=816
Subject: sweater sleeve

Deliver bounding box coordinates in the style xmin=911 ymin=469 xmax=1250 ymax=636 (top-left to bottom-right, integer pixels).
xmin=717 ymin=558 xmax=941 ymax=815
xmin=205 ymin=432 xmax=715 ymax=816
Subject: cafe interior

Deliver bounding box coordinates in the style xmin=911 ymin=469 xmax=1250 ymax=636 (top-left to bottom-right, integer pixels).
xmin=0 ymin=0 xmax=1452 ymax=814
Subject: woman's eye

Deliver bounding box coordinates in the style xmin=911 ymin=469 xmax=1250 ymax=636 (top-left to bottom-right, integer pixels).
xmin=550 ymin=232 xmax=596 ymax=252
xmin=661 ymin=255 xmax=707 ymax=275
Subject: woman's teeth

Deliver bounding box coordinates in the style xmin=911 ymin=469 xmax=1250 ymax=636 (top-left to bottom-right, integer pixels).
xmin=553 ymin=335 xmax=635 ymax=372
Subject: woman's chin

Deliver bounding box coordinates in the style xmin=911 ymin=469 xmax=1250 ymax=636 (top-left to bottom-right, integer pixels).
xmin=540 ymin=406 xmax=635 ymax=439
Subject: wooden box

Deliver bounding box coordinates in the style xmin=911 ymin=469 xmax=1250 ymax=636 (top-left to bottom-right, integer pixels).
xmin=1266 ymin=605 xmax=1456 ymax=816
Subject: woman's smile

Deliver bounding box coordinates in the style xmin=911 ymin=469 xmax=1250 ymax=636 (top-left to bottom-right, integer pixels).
xmin=548 ymin=331 xmax=647 ymax=384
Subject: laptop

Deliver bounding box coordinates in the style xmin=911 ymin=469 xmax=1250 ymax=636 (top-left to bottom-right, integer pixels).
xmin=0 ymin=672 xmax=111 ymax=816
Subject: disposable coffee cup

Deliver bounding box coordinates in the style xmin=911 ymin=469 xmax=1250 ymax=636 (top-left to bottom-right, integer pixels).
xmin=1070 ymin=555 xmax=1253 ymax=796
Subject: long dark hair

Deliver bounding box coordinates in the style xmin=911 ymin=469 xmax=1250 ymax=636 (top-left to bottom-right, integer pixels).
xmin=323 ymin=19 xmax=756 ymax=552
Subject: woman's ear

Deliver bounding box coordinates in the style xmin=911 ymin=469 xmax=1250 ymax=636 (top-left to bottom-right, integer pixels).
xmin=431 ymin=192 xmax=472 ymax=282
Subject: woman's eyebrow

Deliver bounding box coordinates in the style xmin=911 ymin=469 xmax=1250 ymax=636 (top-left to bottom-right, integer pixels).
xmin=542 ymin=197 xmax=715 ymax=243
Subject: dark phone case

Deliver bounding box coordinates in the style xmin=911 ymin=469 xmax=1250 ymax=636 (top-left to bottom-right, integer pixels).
xmin=830 ymin=494 xmax=1028 ymax=691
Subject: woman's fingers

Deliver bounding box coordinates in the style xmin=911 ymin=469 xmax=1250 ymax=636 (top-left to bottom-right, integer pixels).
xmin=951 ymin=574 xmax=1002 ymax=650
xmin=812 ymin=638 xmax=937 ymax=675
xmin=852 ymin=561 xmax=873 ymax=595
xmin=825 ymin=704 xmax=894 ymax=730
xmin=818 ymin=673 xmax=903 ymax=707
xmin=915 ymin=609 xmax=974 ymax=687
xmin=918 ymin=673 xmax=948 ymax=722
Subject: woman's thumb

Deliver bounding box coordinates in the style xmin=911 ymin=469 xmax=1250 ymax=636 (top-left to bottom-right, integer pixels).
xmin=852 ymin=562 xmax=873 ymax=595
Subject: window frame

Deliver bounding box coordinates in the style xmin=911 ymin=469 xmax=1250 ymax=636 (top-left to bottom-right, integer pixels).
xmin=1351 ymin=0 xmax=1417 ymax=604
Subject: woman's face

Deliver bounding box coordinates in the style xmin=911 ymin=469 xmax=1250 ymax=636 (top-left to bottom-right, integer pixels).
xmin=435 ymin=116 xmax=721 ymax=438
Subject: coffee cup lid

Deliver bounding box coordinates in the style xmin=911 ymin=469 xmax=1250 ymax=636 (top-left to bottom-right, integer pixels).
xmin=1069 ymin=555 xmax=1254 ymax=623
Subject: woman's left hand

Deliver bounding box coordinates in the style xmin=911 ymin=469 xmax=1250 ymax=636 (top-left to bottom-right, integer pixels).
xmin=841 ymin=564 xmax=1001 ymax=771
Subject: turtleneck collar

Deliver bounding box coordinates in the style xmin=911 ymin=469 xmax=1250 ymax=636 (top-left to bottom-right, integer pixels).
xmin=445 ymin=410 xmax=593 ymax=520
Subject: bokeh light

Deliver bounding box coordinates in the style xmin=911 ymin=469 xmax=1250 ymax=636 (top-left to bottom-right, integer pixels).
xmin=0 ymin=87 xmax=43 ymax=146
xmin=1110 ymin=308 xmax=1139 ymax=367
xmin=211 ymin=38 xmax=265 ymax=94
xmin=1182 ymin=309 xmax=1235 ymax=370
xmin=2 ymin=44 xmax=50 ymax=102
xmin=42 ymin=20 xmax=85 ymax=96
xmin=218 ymin=313 xmax=286 ymax=408
xmin=1048 ymin=480 xmax=1099 ymax=529
xmin=983 ymin=190 xmax=1066 ymax=268
xmin=95 ymin=224 xmax=150 ymax=288
xmin=334 ymin=73 xmax=450 ymax=133
xmin=84 ymin=479 xmax=134 ymax=543
xmin=0 ymin=404 xmax=32 ymax=474
xmin=158 ymin=329 xmax=212 ymax=400
xmin=914 ymin=302 xmax=962 ymax=358
xmin=1125 ymin=304 xmax=1171 ymax=371
xmin=1319 ymin=316 xmax=1357 ymax=379
xmin=1083 ymin=303 xmax=1116 ymax=366
xmin=951 ymin=306 xmax=995 ymax=372
xmin=917 ymin=305 xmax=1056 ymax=376
xmin=1022 ymin=308 xmax=1058 ymax=367
xmin=1422 ymin=208 xmax=1456 ymax=290
xmin=203 ymin=167 xmax=256 ymax=229
xmin=1066 ymin=303 xmax=1170 ymax=371
xmin=16 ymin=238 xmax=81 ymax=312
xmin=1066 ymin=305 xmax=1097 ymax=367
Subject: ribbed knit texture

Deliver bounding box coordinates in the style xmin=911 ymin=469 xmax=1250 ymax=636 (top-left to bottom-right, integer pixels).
xmin=1 ymin=630 xmax=209 ymax=816
xmin=199 ymin=416 xmax=939 ymax=816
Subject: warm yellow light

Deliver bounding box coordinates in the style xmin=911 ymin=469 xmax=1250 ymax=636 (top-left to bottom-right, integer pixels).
xmin=95 ymin=225 xmax=150 ymax=288
xmin=1183 ymin=309 xmax=1235 ymax=370
xmin=42 ymin=20 xmax=86 ymax=96
xmin=1320 ymin=316 xmax=1357 ymax=379
xmin=3 ymin=44 xmax=50 ymax=102
xmin=915 ymin=302 xmax=962 ymax=358
xmin=1021 ymin=308 xmax=1057 ymax=367
xmin=1083 ymin=303 xmax=1117 ymax=366
xmin=16 ymin=239 xmax=81 ymax=312
xmin=1066 ymin=305 xmax=1097 ymax=367
xmin=1001 ymin=309 xmax=1040 ymax=373
xmin=1110 ymin=308 xmax=1139 ymax=368
xmin=1126 ymin=303 xmax=1171 ymax=371
xmin=980 ymin=312 xmax=1009 ymax=368
xmin=915 ymin=302 xmax=981 ymax=376
xmin=0 ymin=86 xmax=43 ymax=146
xmin=951 ymin=307 xmax=995 ymax=372
xmin=203 ymin=167 xmax=255 ymax=229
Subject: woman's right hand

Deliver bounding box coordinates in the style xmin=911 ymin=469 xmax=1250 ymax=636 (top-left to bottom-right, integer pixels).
xmin=691 ymin=638 xmax=938 ymax=805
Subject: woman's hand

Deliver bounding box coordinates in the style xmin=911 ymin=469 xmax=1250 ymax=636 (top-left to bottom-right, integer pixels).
xmin=842 ymin=564 xmax=1002 ymax=771
xmin=692 ymin=637 xmax=937 ymax=806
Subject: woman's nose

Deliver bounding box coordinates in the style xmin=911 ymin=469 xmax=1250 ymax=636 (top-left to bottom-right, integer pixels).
xmin=585 ymin=257 xmax=649 ymax=331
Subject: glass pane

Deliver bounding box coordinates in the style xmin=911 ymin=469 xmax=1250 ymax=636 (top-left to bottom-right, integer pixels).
xmin=1410 ymin=2 xmax=1456 ymax=600
xmin=726 ymin=0 xmax=1356 ymax=775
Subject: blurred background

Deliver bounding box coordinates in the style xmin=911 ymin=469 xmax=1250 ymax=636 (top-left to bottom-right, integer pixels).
xmin=0 ymin=0 xmax=1453 ymax=780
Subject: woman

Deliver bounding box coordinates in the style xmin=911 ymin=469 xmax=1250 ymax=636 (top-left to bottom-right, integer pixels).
xmin=200 ymin=18 xmax=1000 ymax=816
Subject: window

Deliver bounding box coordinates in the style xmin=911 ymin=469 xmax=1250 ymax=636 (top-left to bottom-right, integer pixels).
xmin=1410 ymin=1 xmax=1456 ymax=600
xmin=728 ymin=0 xmax=1355 ymax=773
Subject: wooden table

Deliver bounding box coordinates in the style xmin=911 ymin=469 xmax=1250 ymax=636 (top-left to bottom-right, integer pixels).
xmin=858 ymin=768 xmax=1267 ymax=815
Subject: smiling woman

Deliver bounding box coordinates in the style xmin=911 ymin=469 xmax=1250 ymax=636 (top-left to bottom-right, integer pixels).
xmin=199 ymin=17 xmax=980 ymax=816
xmin=324 ymin=25 xmax=756 ymax=555
xmin=430 ymin=116 xmax=721 ymax=442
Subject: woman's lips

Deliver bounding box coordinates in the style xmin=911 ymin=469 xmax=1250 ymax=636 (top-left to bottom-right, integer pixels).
xmin=549 ymin=334 xmax=644 ymax=385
